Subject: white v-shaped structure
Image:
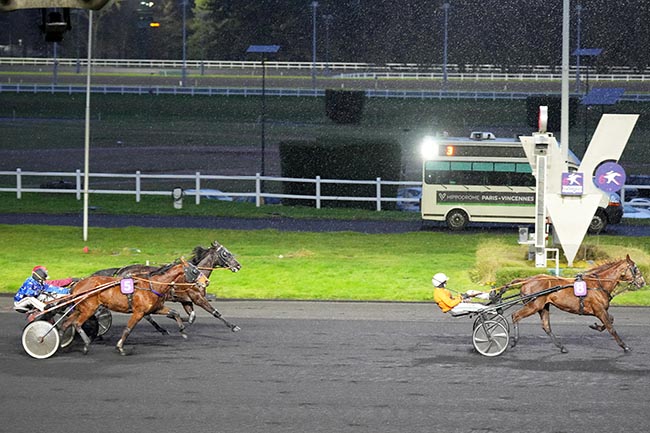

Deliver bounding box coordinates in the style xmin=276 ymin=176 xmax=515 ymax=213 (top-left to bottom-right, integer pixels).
xmin=520 ymin=114 xmax=638 ymax=266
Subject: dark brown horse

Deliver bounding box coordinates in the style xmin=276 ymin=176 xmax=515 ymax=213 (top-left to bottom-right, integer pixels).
xmin=63 ymin=258 xmax=209 ymax=355
xmin=505 ymin=255 xmax=645 ymax=353
xmin=93 ymin=240 xmax=241 ymax=332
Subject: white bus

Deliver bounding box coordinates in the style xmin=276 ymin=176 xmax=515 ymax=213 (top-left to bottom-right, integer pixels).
xmin=419 ymin=133 xmax=622 ymax=233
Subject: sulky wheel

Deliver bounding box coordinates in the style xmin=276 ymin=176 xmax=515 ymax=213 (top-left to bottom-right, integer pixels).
xmin=22 ymin=320 xmax=60 ymax=359
xmin=473 ymin=312 xmax=509 ymax=333
xmin=94 ymin=306 xmax=112 ymax=337
xmin=59 ymin=324 xmax=75 ymax=348
xmin=472 ymin=320 xmax=509 ymax=357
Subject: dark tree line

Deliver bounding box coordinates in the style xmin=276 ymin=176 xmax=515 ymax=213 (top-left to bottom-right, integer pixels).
xmin=1 ymin=0 xmax=648 ymax=71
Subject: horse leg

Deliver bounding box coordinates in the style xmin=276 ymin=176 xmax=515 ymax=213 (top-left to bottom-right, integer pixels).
xmin=539 ymin=306 xmax=567 ymax=353
xmin=62 ymin=305 xmax=95 ymax=355
xmin=594 ymin=310 xmax=630 ymax=352
xmin=180 ymin=302 xmax=196 ymax=324
xmin=116 ymin=312 xmax=145 ymax=355
xmin=75 ymin=323 xmax=93 ymax=355
xmin=589 ymin=313 xmax=612 ymax=332
xmin=510 ymin=300 xmax=546 ymax=349
xmin=153 ymin=306 xmax=187 ymax=338
xmin=190 ymin=295 xmax=240 ymax=332
xmin=210 ymin=308 xmax=241 ymax=332
xmin=144 ymin=314 xmax=171 ymax=335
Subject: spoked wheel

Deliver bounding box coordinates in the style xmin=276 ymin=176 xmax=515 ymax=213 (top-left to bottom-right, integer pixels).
xmin=95 ymin=306 xmax=112 ymax=337
xmin=472 ymin=320 xmax=509 ymax=357
xmin=22 ymin=320 xmax=60 ymax=359
xmin=59 ymin=325 xmax=75 ymax=348
xmin=473 ymin=312 xmax=509 ymax=333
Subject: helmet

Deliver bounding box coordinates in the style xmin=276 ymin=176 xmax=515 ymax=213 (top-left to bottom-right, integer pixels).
xmin=432 ymin=272 xmax=449 ymax=288
xmin=32 ymin=266 xmax=48 ymax=282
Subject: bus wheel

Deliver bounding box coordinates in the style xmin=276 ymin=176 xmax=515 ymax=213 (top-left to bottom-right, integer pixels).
xmin=587 ymin=209 xmax=608 ymax=234
xmin=446 ymin=209 xmax=468 ymax=231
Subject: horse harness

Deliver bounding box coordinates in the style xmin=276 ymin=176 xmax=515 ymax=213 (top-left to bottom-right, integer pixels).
xmin=123 ymin=264 xmax=206 ymax=312
xmin=576 ymin=262 xmax=641 ymax=315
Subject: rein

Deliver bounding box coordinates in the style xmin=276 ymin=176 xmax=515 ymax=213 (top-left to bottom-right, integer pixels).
xmin=584 ymin=263 xmax=641 ymax=299
xmin=131 ymin=275 xmax=202 ymax=298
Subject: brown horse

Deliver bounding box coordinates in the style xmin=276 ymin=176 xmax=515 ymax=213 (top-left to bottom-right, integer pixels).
xmin=92 ymin=240 xmax=241 ymax=332
xmin=63 ymin=258 xmax=209 ymax=355
xmin=506 ymin=255 xmax=645 ymax=353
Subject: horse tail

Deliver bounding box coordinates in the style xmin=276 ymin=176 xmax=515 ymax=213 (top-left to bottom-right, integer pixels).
xmin=490 ymin=277 xmax=532 ymax=302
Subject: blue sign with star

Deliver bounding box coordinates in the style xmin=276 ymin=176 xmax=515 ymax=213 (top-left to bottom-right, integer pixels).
xmin=594 ymin=162 xmax=626 ymax=193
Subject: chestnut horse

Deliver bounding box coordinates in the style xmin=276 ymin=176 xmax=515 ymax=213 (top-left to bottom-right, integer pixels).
xmin=505 ymin=255 xmax=645 ymax=353
xmin=93 ymin=240 xmax=241 ymax=332
xmin=63 ymin=258 xmax=209 ymax=355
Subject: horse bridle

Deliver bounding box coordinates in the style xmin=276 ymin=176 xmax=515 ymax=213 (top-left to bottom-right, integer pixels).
xmin=197 ymin=245 xmax=239 ymax=272
xmin=584 ymin=261 xmax=645 ymax=299
xmin=624 ymin=263 xmax=645 ymax=289
xmin=608 ymin=262 xmax=645 ymax=298
xmin=134 ymin=262 xmax=209 ymax=297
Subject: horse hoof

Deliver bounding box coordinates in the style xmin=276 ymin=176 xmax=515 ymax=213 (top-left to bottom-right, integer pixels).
xmin=82 ymin=346 xmax=89 ymax=355
xmin=624 ymin=346 xmax=631 ymax=353
xmin=560 ymin=347 xmax=568 ymax=354
xmin=180 ymin=333 xmax=188 ymax=340
xmin=231 ymin=325 xmax=241 ymax=332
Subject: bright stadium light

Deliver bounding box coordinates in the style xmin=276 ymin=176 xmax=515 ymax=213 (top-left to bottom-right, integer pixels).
xmin=420 ymin=136 xmax=439 ymax=159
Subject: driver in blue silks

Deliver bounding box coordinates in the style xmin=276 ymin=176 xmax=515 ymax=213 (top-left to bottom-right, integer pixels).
xmin=14 ymin=266 xmax=71 ymax=312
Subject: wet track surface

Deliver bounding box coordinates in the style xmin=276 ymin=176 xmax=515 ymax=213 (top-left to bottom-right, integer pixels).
xmin=2 ymin=300 xmax=650 ymax=433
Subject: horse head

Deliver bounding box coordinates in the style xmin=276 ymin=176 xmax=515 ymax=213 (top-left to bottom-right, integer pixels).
xmin=623 ymin=254 xmax=646 ymax=289
xmin=148 ymin=258 xmax=209 ymax=292
xmin=191 ymin=240 xmax=241 ymax=276
xmin=179 ymin=257 xmax=210 ymax=290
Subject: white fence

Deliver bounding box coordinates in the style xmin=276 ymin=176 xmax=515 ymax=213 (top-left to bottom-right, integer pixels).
xmin=0 ymin=169 xmax=422 ymax=211
xmin=2 ymin=84 xmax=649 ymax=102
xmin=2 ymin=57 xmax=650 ymax=78
xmin=1 ymin=169 xmax=647 ymax=211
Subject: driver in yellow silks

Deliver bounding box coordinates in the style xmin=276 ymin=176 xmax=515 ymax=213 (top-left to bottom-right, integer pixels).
xmin=432 ymin=273 xmax=491 ymax=314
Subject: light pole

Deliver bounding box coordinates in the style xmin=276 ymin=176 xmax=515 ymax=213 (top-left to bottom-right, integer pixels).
xmin=575 ymin=4 xmax=582 ymax=92
xmin=442 ymin=2 xmax=450 ymax=87
xmin=52 ymin=41 xmax=59 ymax=85
xmin=323 ymin=14 xmax=333 ymax=75
xmin=181 ymin=0 xmax=187 ymax=87
xmin=246 ymin=45 xmax=280 ymax=200
xmin=83 ymin=9 xmax=93 ymax=241
xmin=311 ymin=1 xmax=318 ymax=89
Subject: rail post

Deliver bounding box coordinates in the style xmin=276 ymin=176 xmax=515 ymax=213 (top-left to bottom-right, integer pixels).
xmin=135 ymin=170 xmax=141 ymax=203
xmin=316 ymin=175 xmax=321 ymax=209
xmin=76 ymin=169 xmax=81 ymax=200
xmin=376 ymin=177 xmax=382 ymax=211
xmin=195 ymin=172 xmax=201 ymax=205
xmin=255 ymin=173 xmax=261 ymax=207
xmin=16 ymin=168 xmax=21 ymax=199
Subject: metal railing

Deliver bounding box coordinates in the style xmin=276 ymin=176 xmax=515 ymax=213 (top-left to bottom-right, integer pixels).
xmin=0 ymin=169 xmax=422 ymax=211
xmin=2 ymin=83 xmax=649 ymax=102
xmin=339 ymin=71 xmax=649 ymax=82
xmin=2 ymin=57 xmax=650 ymax=77
xmin=1 ymin=169 xmax=647 ymax=212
